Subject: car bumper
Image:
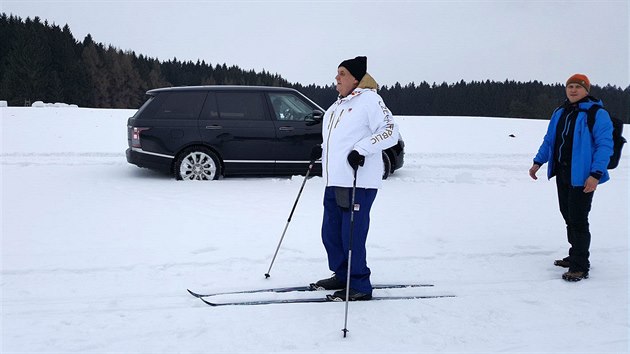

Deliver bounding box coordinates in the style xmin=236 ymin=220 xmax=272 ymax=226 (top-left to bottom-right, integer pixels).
xmin=390 ymin=140 xmax=405 ymax=171
xmin=126 ymin=148 xmax=173 ymax=173
xmin=394 ymin=149 xmax=404 ymax=170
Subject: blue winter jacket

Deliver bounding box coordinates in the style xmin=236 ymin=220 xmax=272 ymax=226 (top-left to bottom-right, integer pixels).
xmin=534 ymin=97 xmax=614 ymax=186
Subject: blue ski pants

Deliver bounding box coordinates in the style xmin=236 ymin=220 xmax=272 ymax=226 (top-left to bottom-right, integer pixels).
xmin=321 ymin=186 xmax=377 ymax=294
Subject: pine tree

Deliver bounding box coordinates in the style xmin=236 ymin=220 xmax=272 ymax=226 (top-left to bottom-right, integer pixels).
xmin=1 ymin=14 xmax=628 ymax=120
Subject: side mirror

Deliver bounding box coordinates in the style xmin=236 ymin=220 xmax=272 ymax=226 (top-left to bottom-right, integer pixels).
xmin=306 ymin=109 xmax=324 ymax=126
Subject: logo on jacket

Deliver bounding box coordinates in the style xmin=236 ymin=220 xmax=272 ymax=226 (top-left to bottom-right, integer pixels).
xmin=371 ymin=124 xmax=395 ymax=144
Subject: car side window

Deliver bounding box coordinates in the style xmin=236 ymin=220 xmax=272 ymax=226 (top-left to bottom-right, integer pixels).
xmin=133 ymin=96 xmax=155 ymax=119
xmin=154 ymin=92 xmax=207 ymax=119
xmin=269 ymin=93 xmax=313 ymax=121
xmin=199 ymin=92 xmax=219 ymax=119
xmin=216 ymin=92 xmax=266 ymax=120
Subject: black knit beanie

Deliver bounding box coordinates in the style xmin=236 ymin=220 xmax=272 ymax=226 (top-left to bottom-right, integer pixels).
xmin=338 ymin=56 xmax=367 ymax=81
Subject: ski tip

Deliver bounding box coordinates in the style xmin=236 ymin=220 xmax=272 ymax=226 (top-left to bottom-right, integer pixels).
xmin=199 ymin=297 xmax=219 ymax=307
xmin=186 ymin=289 xmax=204 ymax=299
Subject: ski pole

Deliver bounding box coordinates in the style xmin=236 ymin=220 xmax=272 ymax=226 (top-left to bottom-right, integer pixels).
xmin=342 ymin=167 xmax=358 ymax=338
xmin=264 ymin=159 xmax=316 ymax=278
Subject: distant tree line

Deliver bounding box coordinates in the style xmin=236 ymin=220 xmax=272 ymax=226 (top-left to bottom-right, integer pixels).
xmin=1 ymin=14 xmax=628 ymax=122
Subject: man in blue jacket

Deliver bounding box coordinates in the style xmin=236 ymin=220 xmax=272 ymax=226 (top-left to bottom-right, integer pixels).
xmin=529 ymin=74 xmax=614 ymax=281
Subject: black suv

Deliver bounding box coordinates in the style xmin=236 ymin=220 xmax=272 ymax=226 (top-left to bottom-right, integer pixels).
xmin=126 ymin=86 xmax=404 ymax=180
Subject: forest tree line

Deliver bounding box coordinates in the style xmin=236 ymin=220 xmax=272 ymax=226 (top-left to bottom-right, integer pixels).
xmin=1 ymin=14 xmax=629 ymax=122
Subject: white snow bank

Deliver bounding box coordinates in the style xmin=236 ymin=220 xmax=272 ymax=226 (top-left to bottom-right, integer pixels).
xmin=31 ymin=101 xmax=79 ymax=108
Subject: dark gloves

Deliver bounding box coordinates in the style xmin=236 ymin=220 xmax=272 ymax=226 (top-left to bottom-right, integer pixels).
xmin=347 ymin=150 xmax=365 ymax=170
xmin=310 ymin=145 xmax=322 ymax=161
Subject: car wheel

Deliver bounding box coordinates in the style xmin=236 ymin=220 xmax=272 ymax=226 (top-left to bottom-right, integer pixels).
xmin=174 ymin=147 xmax=221 ymax=181
xmin=382 ymin=151 xmax=391 ymax=180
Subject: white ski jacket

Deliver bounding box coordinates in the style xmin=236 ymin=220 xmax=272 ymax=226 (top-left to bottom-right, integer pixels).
xmin=322 ymin=73 xmax=399 ymax=189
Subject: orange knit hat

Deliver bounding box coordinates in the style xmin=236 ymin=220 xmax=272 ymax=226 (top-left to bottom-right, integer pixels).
xmin=566 ymin=74 xmax=590 ymax=92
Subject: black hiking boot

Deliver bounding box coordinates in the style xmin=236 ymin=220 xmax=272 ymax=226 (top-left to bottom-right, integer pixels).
xmin=554 ymin=259 xmax=571 ymax=268
xmin=562 ymin=270 xmax=589 ymax=282
xmin=310 ymin=275 xmax=345 ymax=290
xmin=328 ymin=288 xmax=372 ymax=301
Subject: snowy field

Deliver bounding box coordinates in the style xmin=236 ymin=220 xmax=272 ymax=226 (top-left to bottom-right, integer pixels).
xmin=1 ymin=106 xmax=628 ymax=353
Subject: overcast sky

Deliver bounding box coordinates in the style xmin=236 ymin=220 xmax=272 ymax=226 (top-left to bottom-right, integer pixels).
xmin=3 ymin=0 xmax=629 ymax=88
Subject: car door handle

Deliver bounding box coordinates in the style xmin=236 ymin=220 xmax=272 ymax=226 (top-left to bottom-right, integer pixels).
xmin=205 ymin=125 xmax=222 ymax=130
xmin=279 ymin=126 xmax=294 ymax=131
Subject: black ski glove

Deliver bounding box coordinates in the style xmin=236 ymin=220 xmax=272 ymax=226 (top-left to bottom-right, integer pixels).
xmin=310 ymin=145 xmax=322 ymax=161
xmin=347 ymin=150 xmax=365 ymax=170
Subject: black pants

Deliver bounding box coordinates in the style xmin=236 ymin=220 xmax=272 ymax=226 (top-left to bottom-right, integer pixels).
xmin=555 ymin=166 xmax=594 ymax=272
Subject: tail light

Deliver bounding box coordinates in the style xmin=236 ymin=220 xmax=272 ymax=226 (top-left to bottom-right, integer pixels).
xmin=131 ymin=127 xmax=149 ymax=148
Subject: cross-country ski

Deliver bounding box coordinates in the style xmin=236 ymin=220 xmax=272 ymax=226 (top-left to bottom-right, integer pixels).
xmin=197 ymin=294 xmax=456 ymax=307
xmin=187 ymin=283 xmax=433 ymax=298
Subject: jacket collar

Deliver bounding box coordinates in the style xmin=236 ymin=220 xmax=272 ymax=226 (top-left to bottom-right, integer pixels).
xmin=563 ymin=95 xmax=603 ymax=110
xmin=337 ymin=73 xmax=379 ymax=102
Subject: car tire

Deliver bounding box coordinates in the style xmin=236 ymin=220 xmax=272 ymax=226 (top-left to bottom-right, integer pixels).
xmin=174 ymin=147 xmax=221 ymax=181
xmin=382 ymin=151 xmax=391 ymax=180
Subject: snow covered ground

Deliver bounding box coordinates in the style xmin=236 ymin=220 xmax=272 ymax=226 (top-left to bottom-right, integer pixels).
xmin=1 ymin=106 xmax=628 ymax=353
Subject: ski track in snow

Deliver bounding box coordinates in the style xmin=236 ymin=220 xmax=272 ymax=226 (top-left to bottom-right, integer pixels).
xmin=1 ymin=152 xmax=126 ymax=166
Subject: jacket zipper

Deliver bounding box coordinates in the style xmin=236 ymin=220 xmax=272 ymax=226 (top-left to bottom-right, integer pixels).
xmin=558 ymin=110 xmax=575 ymax=163
xmin=325 ymin=108 xmax=344 ymax=184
